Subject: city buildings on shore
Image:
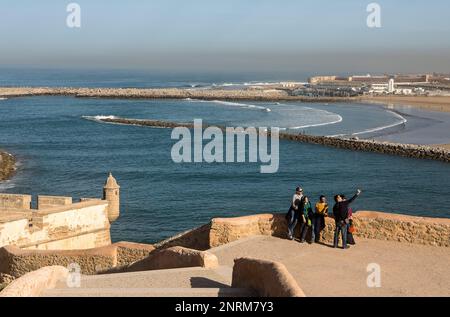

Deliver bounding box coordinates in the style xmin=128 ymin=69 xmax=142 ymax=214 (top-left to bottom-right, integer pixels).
xmin=295 ymin=73 xmax=450 ymax=97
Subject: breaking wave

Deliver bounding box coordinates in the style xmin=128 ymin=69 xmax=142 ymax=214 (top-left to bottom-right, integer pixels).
xmin=288 ymin=106 xmax=343 ymax=129
xmin=329 ymin=110 xmax=408 ymax=138
xmin=185 ymin=99 xmax=272 ymax=112
xmin=274 ymin=105 xmax=343 ymax=130
xmin=82 ymin=115 xmax=118 ymax=123
xmin=0 ymin=180 xmax=15 ymax=190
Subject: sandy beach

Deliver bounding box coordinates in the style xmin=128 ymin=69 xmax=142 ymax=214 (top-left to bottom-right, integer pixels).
xmin=361 ymin=96 xmax=450 ymax=148
xmin=363 ymin=95 xmax=450 ymax=113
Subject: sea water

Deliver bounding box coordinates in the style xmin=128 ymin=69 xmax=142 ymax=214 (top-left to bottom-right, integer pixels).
xmin=1 ymin=95 xmax=449 ymax=244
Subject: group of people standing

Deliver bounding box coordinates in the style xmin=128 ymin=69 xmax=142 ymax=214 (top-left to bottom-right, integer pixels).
xmin=286 ymin=187 xmax=362 ymax=249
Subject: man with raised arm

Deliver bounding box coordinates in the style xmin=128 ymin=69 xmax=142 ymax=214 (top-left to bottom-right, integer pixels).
xmin=333 ymin=189 xmax=362 ymax=249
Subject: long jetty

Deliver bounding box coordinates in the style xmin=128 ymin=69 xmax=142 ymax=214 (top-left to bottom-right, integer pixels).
xmin=0 ymin=87 xmax=359 ymax=103
xmin=97 ymin=117 xmax=450 ymax=163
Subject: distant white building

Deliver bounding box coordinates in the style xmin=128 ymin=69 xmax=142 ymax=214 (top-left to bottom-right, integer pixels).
xmin=388 ymin=79 xmax=395 ymax=93
xmin=369 ymin=83 xmax=389 ymax=94
xmin=395 ymin=88 xmax=413 ymax=95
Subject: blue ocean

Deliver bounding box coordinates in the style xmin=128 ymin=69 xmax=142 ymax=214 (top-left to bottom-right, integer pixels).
xmin=0 ymin=68 xmax=449 ymax=243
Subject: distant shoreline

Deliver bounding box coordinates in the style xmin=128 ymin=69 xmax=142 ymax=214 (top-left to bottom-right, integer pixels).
xmin=0 ymin=86 xmax=357 ymax=103
xmin=361 ymin=95 xmax=450 ymax=113
xmin=2 ymin=86 xmax=450 ymax=109
xmin=2 ymin=86 xmax=450 ymax=150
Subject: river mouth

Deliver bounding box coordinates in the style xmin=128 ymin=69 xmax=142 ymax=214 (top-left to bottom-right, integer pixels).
xmin=0 ymin=96 xmax=449 ymax=243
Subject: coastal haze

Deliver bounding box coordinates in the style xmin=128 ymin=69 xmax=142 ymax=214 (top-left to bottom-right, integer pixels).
xmin=1 ymin=0 xmax=450 ymax=74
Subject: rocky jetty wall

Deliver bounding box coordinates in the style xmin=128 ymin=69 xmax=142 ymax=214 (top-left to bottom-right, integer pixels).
xmin=97 ymin=117 xmax=450 ymax=163
xmin=0 ymin=86 xmax=358 ymax=103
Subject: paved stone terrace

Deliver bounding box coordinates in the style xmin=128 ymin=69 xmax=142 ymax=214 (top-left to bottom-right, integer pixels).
xmin=41 ymin=235 xmax=450 ymax=297
xmin=210 ymin=236 xmax=450 ymax=297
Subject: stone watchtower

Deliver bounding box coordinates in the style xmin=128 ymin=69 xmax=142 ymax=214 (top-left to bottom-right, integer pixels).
xmin=103 ymin=173 xmax=120 ymax=223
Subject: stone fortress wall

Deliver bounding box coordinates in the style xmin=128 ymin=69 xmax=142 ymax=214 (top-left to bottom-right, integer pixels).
xmin=0 ymin=173 xmax=120 ymax=250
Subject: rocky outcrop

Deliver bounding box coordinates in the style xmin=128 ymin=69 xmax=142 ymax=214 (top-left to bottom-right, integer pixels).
xmin=0 ymin=151 xmax=16 ymax=181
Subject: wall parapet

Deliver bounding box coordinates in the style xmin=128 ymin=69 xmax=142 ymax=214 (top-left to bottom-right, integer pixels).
xmin=232 ymin=257 xmax=305 ymax=297
xmin=0 ymin=200 xmax=112 ymax=250
xmin=37 ymin=195 xmax=72 ymax=210
xmin=208 ymin=211 xmax=450 ymax=248
xmin=0 ymin=266 xmax=68 ymax=297
xmin=0 ymin=173 xmax=120 ymax=251
xmin=112 ymin=246 xmax=218 ymax=274
xmin=0 ymin=194 xmax=31 ymax=211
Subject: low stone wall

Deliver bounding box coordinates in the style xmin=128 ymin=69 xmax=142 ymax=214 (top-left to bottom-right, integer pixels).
xmin=37 ymin=195 xmax=72 ymax=210
xmin=208 ymin=211 xmax=450 ymax=248
xmin=154 ymin=224 xmax=212 ymax=251
xmin=112 ymin=246 xmax=218 ymax=273
xmin=0 ymin=242 xmax=155 ymax=278
xmin=114 ymin=242 xmax=157 ymax=267
xmin=232 ymin=258 xmax=305 ymax=297
xmin=0 ymin=266 xmax=68 ymax=297
xmin=351 ymin=211 xmax=450 ymax=247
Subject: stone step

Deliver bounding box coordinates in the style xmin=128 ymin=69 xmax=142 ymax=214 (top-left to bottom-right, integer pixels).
xmin=42 ymin=287 xmax=254 ymax=297
xmin=54 ymin=266 xmax=233 ymax=289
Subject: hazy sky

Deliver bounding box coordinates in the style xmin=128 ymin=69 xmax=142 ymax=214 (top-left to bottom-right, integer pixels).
xmin=1 ymin=0 xmax=450 ymax=74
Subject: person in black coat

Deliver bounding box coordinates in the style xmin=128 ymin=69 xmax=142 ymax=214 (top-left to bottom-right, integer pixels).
xmin=333 ymin=189 xmax=361 ymax=249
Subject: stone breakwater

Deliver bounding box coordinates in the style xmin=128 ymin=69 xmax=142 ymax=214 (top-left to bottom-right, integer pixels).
xmin=0 ymin=151 xmax=16 ymax=181
xmin=0 ymin=86 xmax=358 ymax=103
xmin=97 ymin=117 xmax=450 ymax=163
